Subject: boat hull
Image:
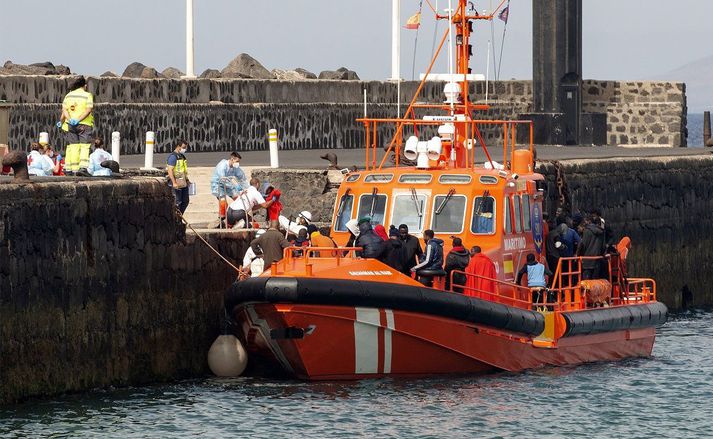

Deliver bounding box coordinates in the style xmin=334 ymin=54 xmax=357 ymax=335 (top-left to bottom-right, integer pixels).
xmin=232 ymin=302 xmax=659 ymax=380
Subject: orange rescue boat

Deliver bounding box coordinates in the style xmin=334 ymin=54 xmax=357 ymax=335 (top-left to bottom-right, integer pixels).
xmin=225 ymin=0 xmax=667 ymax=380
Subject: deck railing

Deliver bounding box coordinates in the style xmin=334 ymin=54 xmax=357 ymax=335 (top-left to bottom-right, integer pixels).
xmin=451 ymin=255 xmax=657 ymax=312
xmin=355 ymin=118 xmax=534 ymax=171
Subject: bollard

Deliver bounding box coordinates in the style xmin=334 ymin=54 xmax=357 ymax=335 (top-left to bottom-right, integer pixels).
xmin=143 ymin=131 xmax=155 ymax=169
xmin=268 ymin=129 xmax=279 ymax=168
xmin=111 ymin=131 xmax=121 ymax=163
xmin=704 ymin=111 xmax=712 ymax=147
xmin=39 ymin=132 xmax=49 ymax=146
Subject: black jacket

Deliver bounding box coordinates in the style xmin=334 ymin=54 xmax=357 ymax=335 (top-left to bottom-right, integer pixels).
xmin=400 ymin=234 xmax=423 ymax=273
xmin=355 ymin=222 xmax=386 ymax=259
xmin=383 ymin=238 xmax=406 ymax=272
xmin=444 ymin=247 xmax=470 ymax=287
xmin=578 ymin=223 xmax=605 ymax=269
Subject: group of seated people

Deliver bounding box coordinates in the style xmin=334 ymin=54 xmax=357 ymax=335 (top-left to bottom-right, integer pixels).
xmin=3 ymin=138 xmax=115 ymax=177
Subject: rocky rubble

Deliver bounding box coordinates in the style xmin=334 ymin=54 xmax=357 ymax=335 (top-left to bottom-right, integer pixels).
xmin=0 ymin=61 xmax=71 ymax=76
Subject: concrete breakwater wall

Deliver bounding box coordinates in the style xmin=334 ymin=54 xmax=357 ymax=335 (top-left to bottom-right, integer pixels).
xmin=256 ymin=155 xmax=713 ymax=309
xmin=0 ymin=76 xmax=686 ymax=152
xmin=0 ymin=178 xmax=250 ymax=405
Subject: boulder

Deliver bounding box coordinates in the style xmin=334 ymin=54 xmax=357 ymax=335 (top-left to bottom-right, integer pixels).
xmin=294 ymin=68 xmax=317 ymax=79
xmin=221 ymin=53 xmax=274 ymax=79
xmin=318 ymin=67 xmax=360 ymax=80
xmin=271 ymin=69 xmax=302 ymax=81
xmin=54 ymin=65 xmax=71 ymax=75
xmin=100 ymin=71 xmax=118 ymax=77
xmin=200 ymin=69 xmax=222 ymax=79
xmin=122 ymin=62 xmax=147 ymax=78
xmin=139 ymin=67 xmax=162 ymax=79
xmin=0 ymin=61 xmax=62 ymax=75
xmin=161 ymin=67 xmax=184 ymax=79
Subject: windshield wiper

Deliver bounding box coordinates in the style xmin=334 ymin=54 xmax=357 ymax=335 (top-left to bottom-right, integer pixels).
xmin=368 ymin=187 xmax=378 ymax=218
xmin=435 ymin=189 xmax=456 ymax=215
xmin=474 ymin=189 xmax=490 ymax=216
xmin=410 ymin=188 xmax=423 ymax=218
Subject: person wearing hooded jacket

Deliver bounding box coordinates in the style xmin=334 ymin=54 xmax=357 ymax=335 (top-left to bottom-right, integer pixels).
xmin=383 ymin=226 xmax=406 ymax=272
xmin=577 ymin=216 xmax=606 ymax=280
xmin=411 ymin=229 xmax=444 ymax=275
xmin=354 ymin=218 xmax=386 ymax=259
xmin=444 ymin=237 xmax=470 ymax=292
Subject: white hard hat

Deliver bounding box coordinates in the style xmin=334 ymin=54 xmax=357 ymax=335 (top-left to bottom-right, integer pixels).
xmin=299 ymin=211 xmax=312 ymax=222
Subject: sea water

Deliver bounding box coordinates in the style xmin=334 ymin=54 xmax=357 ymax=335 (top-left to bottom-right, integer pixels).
xmin=1 ymin=311 xmax=711 ymax=438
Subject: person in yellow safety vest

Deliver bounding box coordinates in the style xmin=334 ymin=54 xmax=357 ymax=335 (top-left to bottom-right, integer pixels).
xmin=166 ymin=139 xmax=190 ymax=213
xmin=57 ymin=76 xmax=94 ymax=174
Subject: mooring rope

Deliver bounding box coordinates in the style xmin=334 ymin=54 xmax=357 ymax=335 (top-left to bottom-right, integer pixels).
xmin=174 ymin=206 xmax=247 ymax=277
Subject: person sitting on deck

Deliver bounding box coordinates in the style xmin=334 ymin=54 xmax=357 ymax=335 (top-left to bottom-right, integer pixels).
xmin=291 ymin=228 xmax=310 ymax=257
xmin=411 ymin=229 xmax=444 ymax=286
xmin=516 ymin=253 xmax=554 ymax=309
xmin=309 ymin=227 xmax=338 ymax=258
xmin=464 ymin=246 xmax=497 ymax=298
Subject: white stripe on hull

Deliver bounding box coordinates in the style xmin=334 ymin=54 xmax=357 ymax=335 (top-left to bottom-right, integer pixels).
xmin=384 ymin=310 xmax=395 ymax=374
xmin=354 ymin=308 xmax=380 ymax=374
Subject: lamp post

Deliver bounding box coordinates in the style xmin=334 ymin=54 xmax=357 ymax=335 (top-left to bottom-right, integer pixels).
xmin=184 ymin=0 xmax=196 ymax=78
xmin=390 ymin=0 xmax=400 ymax=81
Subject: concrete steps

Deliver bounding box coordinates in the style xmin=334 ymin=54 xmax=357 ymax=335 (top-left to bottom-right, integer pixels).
xmin=182 ymin=166 xmax=255 ymax=227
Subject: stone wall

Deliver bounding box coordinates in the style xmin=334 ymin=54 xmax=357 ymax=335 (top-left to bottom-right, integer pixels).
xmin=0 ymin=178 xmax=251 ymax=405
xmin=0 ymin=76 xmax=686 ymax=153
xmin=538 ymin=156 xmax=710 ymax=308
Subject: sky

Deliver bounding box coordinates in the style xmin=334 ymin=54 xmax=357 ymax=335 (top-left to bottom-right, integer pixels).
xmin=0 ymin=0 xmax=711 ymax=81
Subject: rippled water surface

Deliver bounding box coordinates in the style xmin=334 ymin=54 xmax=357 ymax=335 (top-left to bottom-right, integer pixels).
xmin=2 ymin=311 xmax=712 ymax=438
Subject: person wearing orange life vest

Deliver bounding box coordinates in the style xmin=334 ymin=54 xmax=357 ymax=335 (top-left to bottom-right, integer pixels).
xmin=58 ymin=76 xmax=94 ymax=174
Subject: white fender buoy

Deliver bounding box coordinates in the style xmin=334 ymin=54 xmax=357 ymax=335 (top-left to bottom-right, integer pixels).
xmin=207 ymin=334 xmax=248 ymax=377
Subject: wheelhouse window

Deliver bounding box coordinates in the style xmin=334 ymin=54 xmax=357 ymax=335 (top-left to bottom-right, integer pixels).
xmin=522 ymin=194 xmax=532 ymax=232
xmin=364 ymin=174 xmax=393 ymax=183
xmin=439 ymin=174 xmax=472 ymax=184
xmin=334 ymin=194 xmax=354 ymax=231
xmin=399 ymin=174 xmax=432 ymax=184
xmin=504 ymin=197 xmax=512 ymax=234
xmin=432 ymin=194 xmax=466 ymax=234
xmin=357 ymin=193 xmax=387 ymax=225
xmin=471 ymin=196 xmax=496 ymax=235
xmin=513 ymin=195 xmax=523 ymax=233
xmin=391 ymin=192 xmax=427 ymax=232
xmin=345 ymin=174 xmax=361 ymax=183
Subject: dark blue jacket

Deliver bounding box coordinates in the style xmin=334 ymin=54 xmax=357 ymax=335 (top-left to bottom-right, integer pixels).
xmin=412 ymin=238 xmax=444 ymax=271
xmin=355 ymin=222 xmax=386 ymax=259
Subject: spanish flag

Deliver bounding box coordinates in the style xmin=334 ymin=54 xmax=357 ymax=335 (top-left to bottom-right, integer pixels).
xmin=404 ymin=12 xmax=421 ymax=30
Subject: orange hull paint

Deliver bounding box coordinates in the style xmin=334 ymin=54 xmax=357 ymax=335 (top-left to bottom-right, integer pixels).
xmin=236 ymin=303 xmax=655 ymax=380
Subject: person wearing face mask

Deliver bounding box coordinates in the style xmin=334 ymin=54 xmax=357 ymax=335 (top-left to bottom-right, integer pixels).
xmin=210 ymin=151 xmax=247 ymax=200
xmin=87 ymin=138 xmax=113 ymax=177
xmin=27 ymin=142 xmax=54 ymax=176
xmin=46 ymin=145 xmax=65 ymax=176
xmin=167 ymin=139 xmax=191 ymax=214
